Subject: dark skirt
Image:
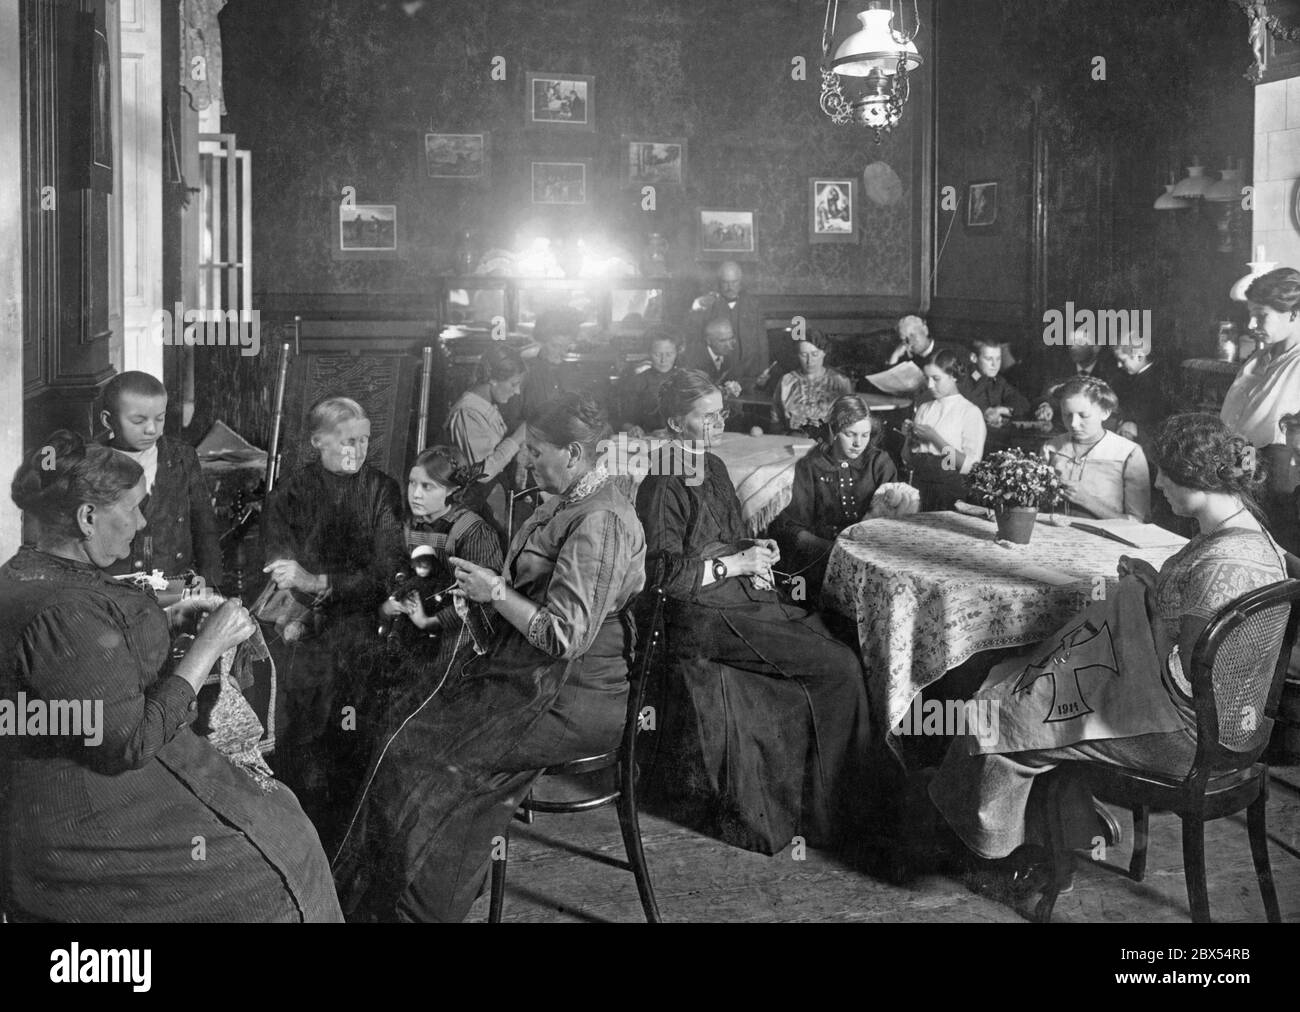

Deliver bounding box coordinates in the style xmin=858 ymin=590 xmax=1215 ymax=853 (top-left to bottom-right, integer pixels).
xmin=268 ymin=609 xmax=384 ymax=852
xmin=641 ymin=587 xmax=877 ymax=855
xmin=331 ymin=614 xmax=631 ymax=922
xmin=911 ymin=452 xmax=968 ymax=512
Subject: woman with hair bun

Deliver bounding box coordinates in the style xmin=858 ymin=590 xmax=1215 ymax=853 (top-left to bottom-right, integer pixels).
xmin=1042 ymin=376 xmax=1150 ymax=521
xmin=444 ymin=344 xmax=529 ymax=524
xmin=0 ymin=432 xmax=341 ymax=921
xmin=775 ymin=329 xmax=854 ymax=437
xmin=635 ymin=369 xmax=878 ymax=858
xmin=903 ymin=349 xmax=986 ymax=511
xmin=1222 ymin=266 xmax=1300 ymax=446
xmin=333 ymin=393 xmax=646 ymax=922
xmin=928 ymin=413 xmax=1287 ymax=895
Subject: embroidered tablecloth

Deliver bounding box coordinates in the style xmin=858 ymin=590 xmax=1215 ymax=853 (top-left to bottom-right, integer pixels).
xmin=821 ymin=511 xmax=1186 ymax=746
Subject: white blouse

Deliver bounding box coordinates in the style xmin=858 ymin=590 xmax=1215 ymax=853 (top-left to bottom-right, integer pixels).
xmin=913 ymin=393 xmax=986 ymax=474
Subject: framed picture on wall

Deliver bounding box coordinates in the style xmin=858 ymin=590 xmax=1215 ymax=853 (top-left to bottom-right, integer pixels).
xmin=965 ymin=180 xmax=999 ymax=230
xmin=526 ymin=71 xmax=594 ymax=131
xmin=334 ymin=202 xmax=399 ymax=259
xmin=531 ymin=160 xmax=590 ymax=205
xmin=809 ymin=177 xmax=857 ymax=243
xmin=624 ymin=137 xmax=686 ymax=188
xmin=698 ymin=208 xmax=757 ymax=260
xmin=424 ymin=133 xmax=488 ymax=179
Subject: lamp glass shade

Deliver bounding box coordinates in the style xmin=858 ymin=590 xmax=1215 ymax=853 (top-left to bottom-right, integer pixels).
xmin=1204 ymin=168 xmax=1242 ymax=203
xmin=1230 ymin=260 xmax=1278 ymax=302
xmin=1170 ymin=164 xmax=1211 ymax=199
xmin=1153 ymin=183 xmax=1190 ymax=210
xmin=832 ymin=7 xmax=922 ymax=77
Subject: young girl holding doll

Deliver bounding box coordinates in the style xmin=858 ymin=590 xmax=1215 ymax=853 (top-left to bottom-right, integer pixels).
xmin=374 ymin=445 xmax=502 ymax=724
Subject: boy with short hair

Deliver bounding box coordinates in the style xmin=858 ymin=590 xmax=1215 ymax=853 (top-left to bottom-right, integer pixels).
xmin=97 ymin=370 xmax=223 ymax=585
xmin=965 ymin=338 xmax=1030 ymax=431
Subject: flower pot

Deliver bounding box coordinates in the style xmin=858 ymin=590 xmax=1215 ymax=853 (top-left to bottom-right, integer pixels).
xmin=995 ymin=506 xmax=1037 ymax=544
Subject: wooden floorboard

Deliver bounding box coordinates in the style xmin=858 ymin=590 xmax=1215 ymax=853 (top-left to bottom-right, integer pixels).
xmin=470 ymin=766 xmax=1300 ymax=923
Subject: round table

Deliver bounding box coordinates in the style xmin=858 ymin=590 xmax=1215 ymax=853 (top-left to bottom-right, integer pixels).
xmin=822 ymin=511 xmax=1187 ymax=749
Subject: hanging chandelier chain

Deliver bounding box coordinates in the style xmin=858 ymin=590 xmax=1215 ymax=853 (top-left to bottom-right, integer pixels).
xmin=821 ymin=0 xmax=839 ymax=63
xmin=889 ymin=0 xmax=921 ymax=46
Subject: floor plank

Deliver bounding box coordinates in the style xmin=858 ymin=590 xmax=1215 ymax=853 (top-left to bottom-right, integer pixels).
xmin=471 ymin=767 xmax=1300 ymax=923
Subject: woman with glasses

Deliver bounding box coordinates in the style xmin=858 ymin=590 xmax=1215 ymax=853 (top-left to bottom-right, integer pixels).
xmin=634 ymin=369 xmax=881 ymax=859
xmin=1041 ymin=376 xmax=1150 ymax=522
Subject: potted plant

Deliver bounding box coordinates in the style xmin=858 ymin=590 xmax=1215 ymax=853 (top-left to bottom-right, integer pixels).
xmin=966 ymin=448 xmax=1062 ymax=544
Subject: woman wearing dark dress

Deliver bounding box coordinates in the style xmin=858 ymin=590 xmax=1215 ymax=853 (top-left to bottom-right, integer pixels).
xmin=373 ymin=445 xmax=503 ymax=726
xmin=770 ymin=395 xmax=898 ymax=601
xmin=260 ymin=396 xmax=405 ymax=848
xmin=332 ymin=394 xmax=646 ymax=922
xmin=635 ymin=369 xmax=878 ymax=856
xmin=616 ymin=325 xmax=682 ymax=435
xmin=0 ymin=432 xmax=341 ymax=921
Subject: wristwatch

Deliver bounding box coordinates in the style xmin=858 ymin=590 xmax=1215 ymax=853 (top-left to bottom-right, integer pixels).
xmin=711 ymin=558 xmax=728 ymax=581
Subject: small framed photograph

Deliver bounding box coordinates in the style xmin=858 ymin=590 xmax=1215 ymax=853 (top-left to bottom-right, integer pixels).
xmin=424 ymin=133 xmax=488 ymax=179
xmin=526 ymin=71 xmax=594 ymax=131
xmin=624 ymin=137 xmax=686 ymax=188
xmin=965 ymin=180 xmax=999 ymax=230
xmin=335 ymin=202 xmax=398 ymax=259
xmin=809 ymin=177 xmax=857 ymax=243
xmin=531 ymin=160 xmax=590 ymax=205
xmin=698 ymin=208 xmax=757 ymax=260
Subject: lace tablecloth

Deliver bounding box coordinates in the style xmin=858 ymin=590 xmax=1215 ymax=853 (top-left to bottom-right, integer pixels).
xmin=822 ymin=511 xmax=1187 ymax=745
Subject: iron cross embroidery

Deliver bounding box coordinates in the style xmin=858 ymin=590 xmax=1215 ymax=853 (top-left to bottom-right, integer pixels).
xmin=1012 ymin=620 xmax=1118 ymax=723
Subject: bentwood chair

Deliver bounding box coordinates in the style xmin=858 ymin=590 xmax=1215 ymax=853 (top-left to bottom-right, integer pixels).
xmin=1037 ymin=577 xmax=1300 ymax=923
xmin=487 ymin=559 xmax=667 ymax=923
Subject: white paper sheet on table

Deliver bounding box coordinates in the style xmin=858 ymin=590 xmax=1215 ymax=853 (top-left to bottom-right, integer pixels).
xmin=863 ymin=361 xmax=925 ymax=394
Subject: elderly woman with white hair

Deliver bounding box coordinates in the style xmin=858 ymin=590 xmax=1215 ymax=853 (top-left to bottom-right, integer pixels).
xmin=260 ymin=395 xmax=405 ymax=848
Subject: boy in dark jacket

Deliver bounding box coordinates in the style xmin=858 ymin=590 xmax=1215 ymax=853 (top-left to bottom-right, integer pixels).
xmin=98 ymin=371 xmax=223 ymax=586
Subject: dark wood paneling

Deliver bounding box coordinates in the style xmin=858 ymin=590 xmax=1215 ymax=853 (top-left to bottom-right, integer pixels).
xmin=21 ymin=0 xmax=114 ymax=445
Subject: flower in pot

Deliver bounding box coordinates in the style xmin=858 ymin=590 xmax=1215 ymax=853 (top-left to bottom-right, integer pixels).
xmin=966 ymin=448 xmax=1062 ymax=544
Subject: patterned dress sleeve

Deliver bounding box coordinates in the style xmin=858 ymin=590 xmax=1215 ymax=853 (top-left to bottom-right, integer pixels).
xmin=16 ymin=600 xmax=197 ymax=774
xmin=524 ymin=509 xmax=635 ymax=659
xmin=1177 ymin=535 xmax=1283 ymax=621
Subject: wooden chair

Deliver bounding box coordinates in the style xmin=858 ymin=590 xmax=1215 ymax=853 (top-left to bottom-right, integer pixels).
xmin=1037 ymin=576 xmax=1300 ymax=923
xmin=486 ymin=564 xmax=667 ymax=923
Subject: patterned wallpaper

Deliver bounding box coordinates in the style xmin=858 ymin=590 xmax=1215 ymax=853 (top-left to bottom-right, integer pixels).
xmin=219 ymin=0 xmax=921 ymax=299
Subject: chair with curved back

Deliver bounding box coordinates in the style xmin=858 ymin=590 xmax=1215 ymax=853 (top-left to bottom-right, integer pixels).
xmin=486 ymin=557 xmax=667 ymax=923
xmin=1037 ymin=575 xmax=1300 ymax=923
